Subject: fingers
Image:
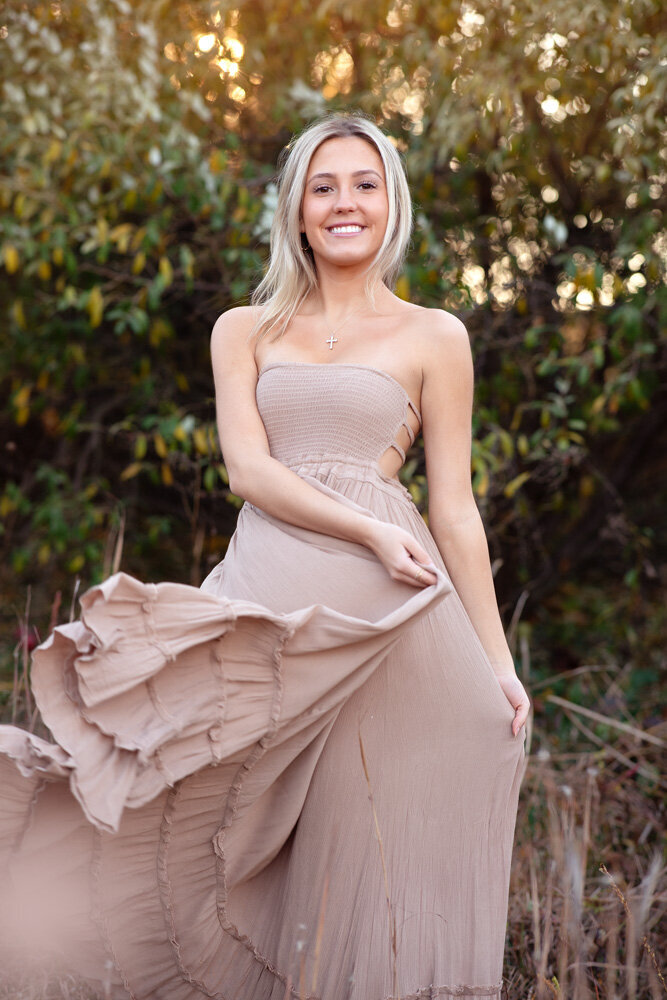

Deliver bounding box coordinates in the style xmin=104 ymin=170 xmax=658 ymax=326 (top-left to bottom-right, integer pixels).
xmin=392 ymin=559 xmax=437 ymax=589
xmin=512 ymin=700 xmax=530 ymax=737
xmin=404 ymin=542 xmax=438 ymax=588
xmin=407 ymin=559 xmax=438 ymax=588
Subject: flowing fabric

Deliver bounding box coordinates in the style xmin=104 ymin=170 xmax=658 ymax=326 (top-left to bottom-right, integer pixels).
xmin=0 ymin=362 xmax=526 ymax=999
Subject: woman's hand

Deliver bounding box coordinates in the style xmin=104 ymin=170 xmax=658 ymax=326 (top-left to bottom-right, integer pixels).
xmin=495 ymin=674 xmax=530 ymax=737
xmin=365 ymin=521 xmax=438 ymax=589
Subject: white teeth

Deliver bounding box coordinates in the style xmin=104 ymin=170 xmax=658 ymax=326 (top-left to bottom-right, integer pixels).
xmin=329 ymin=225 xmax=363 ymax=234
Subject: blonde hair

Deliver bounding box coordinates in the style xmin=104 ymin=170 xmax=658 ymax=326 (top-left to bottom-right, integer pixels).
xmin=251 ymin=113 xmax=413 ymax=340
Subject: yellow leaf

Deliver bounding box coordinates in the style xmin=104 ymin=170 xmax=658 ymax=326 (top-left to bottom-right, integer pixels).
xmin=14 ymin=385 xmax=31 ymax=409
xmin=499 ymin=430 xmax=514 ymax=459
xmin=394 ymin=274 xmax=410 ymax=301
xmin=159 ymin=256 xmax=173 ymax=286
xmin=67 ymin=554 xmax=85 ymax=573
xmin=504 ymin=472 xmax=531 ymax=498
xmin=52 ymin=246 xmax=64 ymax=266
xmin=130 ymin=226 xmax=146 ymax=251
xmin=579 ymin=475 xmax=596 ymax=498
xmin=161 ymin=461 xmax=173 ymax=485
xmin=68 ymin=343 xmax=86 ymax=364
xmin=38 ymin=543 xmax=51 ymax=565
xmin=149 ymin=318 xmax=171 ymax=347
xmin=3 ymin=243 xmax=20 ymax=274
xmin=517 ymin=434 xmax=529 ymax=457
xmin=132 ymin=251 xmax=146 ymax=275
xmin=38 ymin=260 xmax=52 ymax=281
xmin=134 ymin=434 xmax=147 ymax=459
xmin=193 ymin=427 xmax=209 ymax=455
xmin=173 ymin=424 xmax=187 ymax=443
xmin=154 ymin=433 xmax=168 ymax=458
xmin=408 ymin=481 xmax=423 ymax=503
xmin=0 ymin=494 xmax=15 ymax=517
xmin=88 ymin=286 xmax=104 ymax=328
xmin=121 ymin=462 xmax=143 ymax=480
xmin=175 ymin=372 xmax=189 ymax=392
xmin=44 ymin=139 xmax=62 ymax=164
xmin=110 ymin=223 xmax=133 ymax=253
xmin=475 ymin=469 xmax=489 ymax=498
xmin=12 ymin=300 xmax=26 ymax=329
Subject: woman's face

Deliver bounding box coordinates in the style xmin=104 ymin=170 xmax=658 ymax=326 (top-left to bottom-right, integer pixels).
xmin=300 ymin=136 xmax=389 ymax=272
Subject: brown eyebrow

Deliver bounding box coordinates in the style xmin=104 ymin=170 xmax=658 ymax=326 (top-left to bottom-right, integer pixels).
xmin=307 ymin=169 xmax=383 ymax=182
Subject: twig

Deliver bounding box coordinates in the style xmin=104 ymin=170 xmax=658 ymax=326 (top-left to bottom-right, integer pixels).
xmin=547 ymin=695 xmax=665 ymax=748
xmin=565 ymin=711 xmax=665 ymax=788
xmin=506 ymin=588 xmax=530 ymax=656
xmin=599 ymin=865 xmax=667 ymax=993
xmin=111 ymin=509 xmax=125 ymax=575
xmin=69 ymin=577 xmax=81 ymax=623
xmin=530 ymin=664 xmax=614 ymax=692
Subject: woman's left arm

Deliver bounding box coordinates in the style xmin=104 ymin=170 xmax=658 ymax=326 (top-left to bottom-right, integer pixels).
xmin=420 ymin=313 xmax=530 ymax=736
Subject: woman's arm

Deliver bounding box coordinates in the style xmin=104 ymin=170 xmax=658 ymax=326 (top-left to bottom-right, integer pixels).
xmin=420 ymin=313 xmax=529 ymax=733
xmin=211 ymin=307 xmax=437 ymax=589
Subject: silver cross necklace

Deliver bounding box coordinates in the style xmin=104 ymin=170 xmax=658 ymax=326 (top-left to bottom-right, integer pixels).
xmin=324 ymin=309 xmax=362 ymax=350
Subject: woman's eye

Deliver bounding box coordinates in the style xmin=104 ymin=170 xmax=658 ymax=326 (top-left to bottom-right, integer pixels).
xmin=359 ymin=181 xmax=377 ymax=190
xmin=313 ymin=184 xmax=332 ymax=193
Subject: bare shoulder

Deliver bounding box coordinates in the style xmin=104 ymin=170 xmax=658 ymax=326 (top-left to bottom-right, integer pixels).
xmin=210 ymin=305 xmax=267 ymax=377
xmin=402 ymin=306 xmax=471 ymax=380
xmin=211 ymin=304 xmax=260 ymax=347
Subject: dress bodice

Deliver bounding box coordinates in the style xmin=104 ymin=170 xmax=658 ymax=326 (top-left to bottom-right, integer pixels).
xmin=255 ymin=362 xmax=421 ymax=471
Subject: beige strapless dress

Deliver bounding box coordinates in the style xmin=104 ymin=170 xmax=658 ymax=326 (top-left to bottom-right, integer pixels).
xmin=0 ymin=362 xmax=526 ymax=1000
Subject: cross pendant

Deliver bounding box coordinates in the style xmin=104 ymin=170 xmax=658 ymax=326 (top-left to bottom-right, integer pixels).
xmin=325 ymin=335 xmax=338 ymax=350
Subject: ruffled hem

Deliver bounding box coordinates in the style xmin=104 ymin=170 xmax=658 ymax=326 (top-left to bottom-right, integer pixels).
xmin=0 ymin=542 xmax=452 ymax=997
xmin=8 ymin=565 xmax=446 ymax=834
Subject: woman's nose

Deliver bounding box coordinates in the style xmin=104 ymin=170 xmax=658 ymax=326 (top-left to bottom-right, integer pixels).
xmin=333 ymin=186 xmax=356 ymax=211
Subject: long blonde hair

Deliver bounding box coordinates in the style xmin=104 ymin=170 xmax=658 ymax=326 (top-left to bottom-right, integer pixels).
xmin=251 ymin=113 xmax=413 ymax=341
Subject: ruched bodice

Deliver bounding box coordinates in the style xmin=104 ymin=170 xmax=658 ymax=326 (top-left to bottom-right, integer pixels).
xmin=256 ymin=362 xmax=421 ymax=471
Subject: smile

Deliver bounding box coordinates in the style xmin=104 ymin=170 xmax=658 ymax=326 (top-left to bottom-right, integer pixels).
xmin=327 ymin=225 xmax=365 ymax=234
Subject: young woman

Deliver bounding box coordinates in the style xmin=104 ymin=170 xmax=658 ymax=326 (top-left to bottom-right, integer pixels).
xmin=0 ymin=114 xmax=528 ymax=1000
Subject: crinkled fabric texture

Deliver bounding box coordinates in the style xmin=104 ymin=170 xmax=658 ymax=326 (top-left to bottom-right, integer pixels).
xmin=0 ymin=363 xmax=526 ymax=1000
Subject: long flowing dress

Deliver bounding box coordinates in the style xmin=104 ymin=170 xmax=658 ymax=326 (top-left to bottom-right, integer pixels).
xmin=0 ymin=361 xmax=526 ymax=1000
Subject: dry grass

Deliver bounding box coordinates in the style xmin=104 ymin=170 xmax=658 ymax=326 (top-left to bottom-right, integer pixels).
xmin=1 ymin=591 xmax=665 ymax=1000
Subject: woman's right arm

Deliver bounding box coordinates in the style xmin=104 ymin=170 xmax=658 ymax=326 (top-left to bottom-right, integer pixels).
xmin=211 ymin=308 xmax=436 ymax=589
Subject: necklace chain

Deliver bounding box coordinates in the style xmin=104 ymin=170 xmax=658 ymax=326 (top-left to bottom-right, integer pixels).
xmin=324 ymin=309 xmax=361 ymax=350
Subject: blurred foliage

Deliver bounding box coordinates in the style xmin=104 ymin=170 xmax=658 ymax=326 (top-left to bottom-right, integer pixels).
xmin=0 ymin=0 xmax=665 ymax=680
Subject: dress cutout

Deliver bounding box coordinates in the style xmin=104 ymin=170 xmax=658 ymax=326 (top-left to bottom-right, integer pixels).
xmin=0 ymin=362 xmax=526 ymax=1000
